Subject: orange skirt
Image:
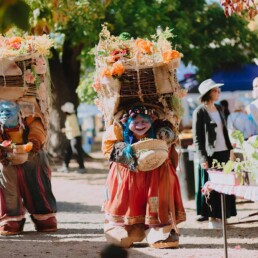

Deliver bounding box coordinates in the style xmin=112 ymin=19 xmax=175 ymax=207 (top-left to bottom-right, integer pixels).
xmin=103 ymin=159 xmax=186 ymax=227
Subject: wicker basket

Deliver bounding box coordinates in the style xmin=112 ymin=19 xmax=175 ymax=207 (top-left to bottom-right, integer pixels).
xmin=131 ymin=139 xmax=168 ymax=171
xmin=0 ymin=58 xmax=45 ymax=100
xmin=99 ymin=60 xmax=182 ymax=124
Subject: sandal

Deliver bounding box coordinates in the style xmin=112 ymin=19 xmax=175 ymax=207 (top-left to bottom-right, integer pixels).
xmin=149 ymin=230 xmax=179 ymax=249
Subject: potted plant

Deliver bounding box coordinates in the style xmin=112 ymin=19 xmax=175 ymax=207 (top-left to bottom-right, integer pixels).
xmin=208 ymin=130 xmax=258 ymax=186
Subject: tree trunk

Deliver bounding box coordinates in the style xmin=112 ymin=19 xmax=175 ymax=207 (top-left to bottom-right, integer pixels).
xmin=47 ymin=42 xmax=83 ymax=160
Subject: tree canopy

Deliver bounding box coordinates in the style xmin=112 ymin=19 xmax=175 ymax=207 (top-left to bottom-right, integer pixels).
xmin=0 ymin=0 xmax=257 ymax=157
xmin=1 ymin=0 xmax=258 ymax=104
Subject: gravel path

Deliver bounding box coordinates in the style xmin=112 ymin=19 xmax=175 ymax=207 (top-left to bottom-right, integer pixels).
xmin=1 ymin=144 xmax=258 ymax=258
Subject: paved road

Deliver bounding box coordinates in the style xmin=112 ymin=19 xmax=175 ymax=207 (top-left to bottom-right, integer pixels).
xmin=1 ymin=146 xmax=258 ymax=258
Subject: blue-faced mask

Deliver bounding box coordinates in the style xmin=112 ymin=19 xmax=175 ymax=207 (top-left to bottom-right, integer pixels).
xmin=0 ymin=101 xmax=20 ymax=128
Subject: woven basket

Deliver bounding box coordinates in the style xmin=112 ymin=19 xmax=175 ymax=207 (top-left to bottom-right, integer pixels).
xmin=131 ymin=139 xmax=168 ymax=171
xmin=0 ymin=58 xmax=41 ymax=100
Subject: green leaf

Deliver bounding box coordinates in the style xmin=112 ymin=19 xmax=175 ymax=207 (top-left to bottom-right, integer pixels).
xmin=119 ymin=32 xmax=131 ymax=41
xmin=223 ymin=160 xmax=234 ymax=174
xmin=251 ymin=136 xmax=258 ymax=149
xmin=231 ymin=130 xmax=244 ymax=145
xmin=252 ymin=152 xmax=258 ymax=160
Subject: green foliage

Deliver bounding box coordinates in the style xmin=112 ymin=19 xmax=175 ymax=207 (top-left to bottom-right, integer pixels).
xmin=2 ymin=0 xmax=257 ymax=103
xmin=212 ymin=131 xmax=258 ymax=184
xmin=223 ymin=160 xmax=234 ymax=174
xmin=0 ymin=0 xmax=30 ymax=32
xmin=231 ymin=130 xmax=245 ymax=146
xmin=119 ymin=32 xmax=131 ymax=41
xmin=76 ymin=71 xmax=96 ymax=104
xmin=170 ymin=96 xmax=184 ymax=118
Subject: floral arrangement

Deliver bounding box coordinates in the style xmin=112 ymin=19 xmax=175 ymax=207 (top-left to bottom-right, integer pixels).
xmin=0 ymin=140 xmax=33 ymax=153
xmin=0 ymin=35 xmax=52 ymax=131
xmin=0 ymin=35 xmax=53 ymax=60
xmin=211 ymin=130 xmax=258 ymax=185
xmin=94 ymin=24 xmax=181 ymax=80
xmin=92 ymin=25 xmax=187 ymax=129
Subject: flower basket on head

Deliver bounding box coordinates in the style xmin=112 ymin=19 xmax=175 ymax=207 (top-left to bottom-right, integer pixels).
xmin=0 ymin=35 xmax=53 ymax=129
xmin=93 ymin=25 xmax=187 ymax=128
xmin=131 ymin=139 xmax=168 ymax=171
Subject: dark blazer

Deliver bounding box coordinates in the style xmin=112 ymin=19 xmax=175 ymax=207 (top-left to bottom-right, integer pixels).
xmin=192 ymin=103 xmax=232 ymax=164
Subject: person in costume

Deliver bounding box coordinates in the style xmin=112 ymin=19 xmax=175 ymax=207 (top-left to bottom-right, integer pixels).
xmin=102 ymin=105 xmax=186 ymax=249
xmin=192 ymin=79 xmax=236 ymax=228
xmin=0 ymin=100 xmax=57 ymax=235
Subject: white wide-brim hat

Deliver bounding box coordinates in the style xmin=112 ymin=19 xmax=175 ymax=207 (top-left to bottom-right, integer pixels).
xmin=198 ymin=79 xmax=224 ymax=99
xmin=61 ymin=102 xmax=75 ymax=114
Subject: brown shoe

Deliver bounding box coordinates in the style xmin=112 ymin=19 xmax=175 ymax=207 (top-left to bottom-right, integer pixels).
xmin=0 ymin=218 xmax=26 ymax=236
xmin=31 ymin=215 xmax=57 ymax=232
xmin=104 ymin=224 xmax=146 ymax=248
xmin=149 ymin=230 xmax=179 ymax=249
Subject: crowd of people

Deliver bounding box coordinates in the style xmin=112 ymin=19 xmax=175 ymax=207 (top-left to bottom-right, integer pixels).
xmin=0 ymin=31 xmax=257 ymax=257
xmin=1 ymin=77 xmax=257 ymax=247
xmin=192 ymin=77 xmax=258 ymax=229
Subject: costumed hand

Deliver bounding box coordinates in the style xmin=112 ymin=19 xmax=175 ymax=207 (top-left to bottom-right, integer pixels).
xmin=156 ymin=127 xmax=177 ymax=146
xmin=201 ymin=161 xmax=209 ymax=170
xmin=110 ymin=141 xmax=138 ymax=172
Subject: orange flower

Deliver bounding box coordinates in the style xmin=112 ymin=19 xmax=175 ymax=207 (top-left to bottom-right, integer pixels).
xmin=101 ymin=67 xmax=111 ymax=77
xmin=12 ymin=142 xmax=33 ymax=153
xmin=111 ymin=62 xmax=125 ymax=76
xmin=24 ymin=142 xmax=33 ymax=152
xmin=162 ymin=50 xmax=181 ymax=64
xmin=25 ymin=36 xmax=33 ymax=40
xmin=135 ymin=38 xmax=153 ymax=54
xmin=7 ymin=37 xmax=23 ymax=50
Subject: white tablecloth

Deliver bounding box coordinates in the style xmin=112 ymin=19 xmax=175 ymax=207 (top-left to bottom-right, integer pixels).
xmin=203 ymin=181 xmax=258 ymax=202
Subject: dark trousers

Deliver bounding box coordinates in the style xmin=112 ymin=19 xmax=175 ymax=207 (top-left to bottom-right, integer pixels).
xmin=196 ymin=150 xmax=237 ymax=219
xmin=64 ymin=136 xmax=85 ymax=169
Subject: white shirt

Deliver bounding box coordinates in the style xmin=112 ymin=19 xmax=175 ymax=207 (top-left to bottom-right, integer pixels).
xmin=64 ymin=114 xmax=81 ymax=140
xmin=208 ymin=111 xmax=228 ymax=152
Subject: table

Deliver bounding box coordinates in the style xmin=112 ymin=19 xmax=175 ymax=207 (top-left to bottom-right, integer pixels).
xmin=202 ymin=182 xmax=258 ymax=258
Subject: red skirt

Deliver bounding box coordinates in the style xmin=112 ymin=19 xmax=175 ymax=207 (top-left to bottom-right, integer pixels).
xmin=103 ymin=159 xmax=186 ymax=227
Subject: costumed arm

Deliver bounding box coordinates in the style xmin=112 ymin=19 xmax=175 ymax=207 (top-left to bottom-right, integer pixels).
xmin=154 ymin=120 xmax=179 ymax=169
xmin=169 ymin=144 xmax=179 ymax=169
xmin=155 ymin=120 xmax=178 ymax=147
xmin=26 ymin=116 xmax=47 ymax=152
xmin=102 ymin=124 xmax=138 ymax=171
xmin=0 ymin=136 xmax=8 ymax=165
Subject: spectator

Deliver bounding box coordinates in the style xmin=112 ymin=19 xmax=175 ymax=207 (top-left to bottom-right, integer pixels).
xmin=219 ymin=99 xmax=230 ymax=122
xmin=227 ymin=100 xmax=254 ymax=146
xmin=192 ymin=79 xmax=237 ymax=228
xmin=59 ymin=102 xmax=87 ymax=174
xmin=246 ymin=77 xmax=258 ymax=133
